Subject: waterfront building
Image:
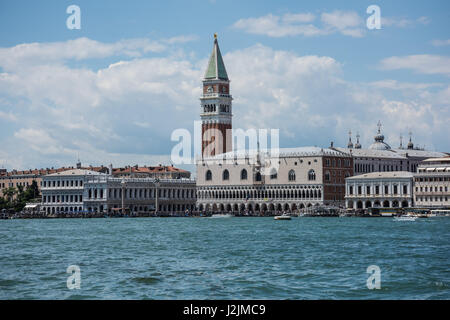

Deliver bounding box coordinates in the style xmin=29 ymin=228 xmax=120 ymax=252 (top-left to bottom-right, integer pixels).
xmin=41 ymin=168 xmax=196 ymax=214
xmin=413 ymin=157 xmax=450 ymax=208
xmin=41 ymin=168 xmax=107 ymax=214
xmin=1 ymin=162 xmax=189 ymax=199
xmin=0 ymin=161 xmax=110 ymax=199
xmin=83 ymin=176 xmax=196 ymax=213
xmin=345 ymin=171 xmax=414 ymax=209
xmin=197 ymin=147 xmax=353 ymax=213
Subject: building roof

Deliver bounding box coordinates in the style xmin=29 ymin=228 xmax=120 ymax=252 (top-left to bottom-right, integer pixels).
xmin=0 ymin=165 xmax=111 ymax=178
xmin=334 ymin=147 xmax=406 ymax=159
xmin=346 ymin=171 xmax=414 ymax=180
xmin=113 ymin=165 xmax=189 ymax=175
xmin=46 ymin=169 xmax=107 ymax=177
xmin=203 ymin=146 xmax=349 ymax=161
xmin=422 ymin=156 xmax=450 ymax=162
xmin=204 ymin=35 xmax=228 ymax=81
xmin=392 ymin=149 xmax=448 ymax=158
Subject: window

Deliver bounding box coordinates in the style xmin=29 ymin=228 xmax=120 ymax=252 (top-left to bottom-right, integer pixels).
xmin=270 ymin=168 xmax=277 ymax=180
xmin=255 ymin=172 xmax=262 ymax=181
xmin=308 ymin=169 xmax=316 ymax=181
xmin=240 ymin=169 xmax=247 ymax=180
xmin=222 ymin=169 xmax=229 ymax=181
xmin=205 ymin=170 xmax=212 ymax=181
xmin=288 ymin=170 xmax=296 ymax=181
xmin=325 ymin=171 xmax=330 ymax=182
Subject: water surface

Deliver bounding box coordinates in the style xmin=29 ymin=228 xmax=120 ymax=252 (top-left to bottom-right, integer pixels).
xmin=0 ymin=217 xmax=449 ymax=299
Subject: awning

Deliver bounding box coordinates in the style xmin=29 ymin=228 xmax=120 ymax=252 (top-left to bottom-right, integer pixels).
xmin=426 ymin=168 xmax=436 ymax=171
xmin=25 ymin=204 xmax=39 ymax=208
xmin=436 ymin=167 xmax=446 ymax=171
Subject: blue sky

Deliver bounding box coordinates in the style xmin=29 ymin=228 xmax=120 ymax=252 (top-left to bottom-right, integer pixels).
xmin=0 ymin=0 xmax=449 ymax=172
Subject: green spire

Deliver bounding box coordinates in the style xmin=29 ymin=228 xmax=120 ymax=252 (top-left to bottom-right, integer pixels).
xmin=204 ymin=34 xmax=229 ymax=80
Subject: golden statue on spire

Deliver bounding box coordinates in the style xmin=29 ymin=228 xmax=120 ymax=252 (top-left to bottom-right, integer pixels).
xmin=214 ymin=33 xmax=217 ymax=39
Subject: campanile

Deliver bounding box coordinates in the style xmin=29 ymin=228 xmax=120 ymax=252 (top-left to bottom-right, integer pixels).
xmin=200 ymin=34 xmax=232 ymax=157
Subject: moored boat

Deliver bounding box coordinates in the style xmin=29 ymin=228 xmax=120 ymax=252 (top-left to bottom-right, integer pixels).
xmin=209 ymin=213 xmax=233 ymax=218
xmin=274 ymin=214 xmax=291 ymax=220
xmin=394 ymin=216 xmax=417 ymax=221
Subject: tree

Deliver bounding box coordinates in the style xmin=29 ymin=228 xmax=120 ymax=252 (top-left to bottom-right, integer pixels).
xmin=3 ymin=187 xmax=17 ymax=203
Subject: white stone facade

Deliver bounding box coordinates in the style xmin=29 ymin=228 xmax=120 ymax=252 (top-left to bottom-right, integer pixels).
xmin=345 ymin=171 xmax=414 ymax=209
xmin=83 ymin=177 xmax=197 ymax=213
xmin=196 ymin=147 xmax=353 ymax=213
xmin=414 ymin=157 xmax=450 ymax=208
xmin=41 ymin=169 xmax=107 ymax=214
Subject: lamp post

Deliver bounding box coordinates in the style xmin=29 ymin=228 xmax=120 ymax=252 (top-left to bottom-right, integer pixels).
xmin=121 ymin=179 xmax=126 ymax=215
xmin=155 ymin=178 xmax=160 ymax=216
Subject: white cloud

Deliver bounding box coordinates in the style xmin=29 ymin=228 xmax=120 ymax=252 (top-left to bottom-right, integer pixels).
xmin=233 ymin=11 xmax=431 ymax=38
xmin=232 ymin=11 xmax=364 ymax=38
xmin=282 ymin=13 xmax=316 ymax=24
xmin=232 ymin=14 xmax=324 ymax=38
xmin=320 ymin=11 xmax=364 ymax=37
xmin=380 ymin=55 xmax=450 ymax=75
xmin=382 ymin=16 xmax=431 ymax=28
xmin=0 ymin=110 xmax=17 ymax=122
xmin=0 ymin=36 xmax=196 ymax=71
xmin=370 ymin=80 xmax=443 ymax=90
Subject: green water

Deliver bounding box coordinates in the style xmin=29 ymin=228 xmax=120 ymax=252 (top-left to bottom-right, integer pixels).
xmin=0 ymin=217 xmax=449 ymax=299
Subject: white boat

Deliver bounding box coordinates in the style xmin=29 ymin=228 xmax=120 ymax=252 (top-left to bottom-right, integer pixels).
xmin=274 ymin=214 xmax=291 ymax=220
xmin=394 ymin=216 xmax=417 ymax=221
xmin=209 ymin=213 xmax=233 ymax=218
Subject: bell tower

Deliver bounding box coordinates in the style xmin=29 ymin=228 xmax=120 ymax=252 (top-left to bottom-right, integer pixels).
xmin=200 ymin=34 xmax=232 ymax=157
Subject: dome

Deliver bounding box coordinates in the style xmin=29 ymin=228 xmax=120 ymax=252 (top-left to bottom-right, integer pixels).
xmin=369 ymin=141 xmax=391 ymax=150
xmin=369 ymin=121 xmax=391 ymax=150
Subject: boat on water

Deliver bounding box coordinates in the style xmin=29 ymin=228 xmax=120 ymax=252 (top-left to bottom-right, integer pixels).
xmin=274 ymin=214 xmax=291 ymax=220
xmin=394 ymin=216 xmax=417 ymax=221
xmin=209 ymin=213 xmax=233 ymax=218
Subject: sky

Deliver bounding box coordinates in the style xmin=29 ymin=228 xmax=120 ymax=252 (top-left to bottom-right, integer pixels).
xmin=0 ymin=0 xmax=449 ymax=174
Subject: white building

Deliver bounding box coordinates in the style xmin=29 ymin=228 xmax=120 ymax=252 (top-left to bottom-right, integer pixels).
xmin=345 ymin=171 xmax=414 ymax=209
xmin=414 ymin=157 xmax=450 ymax=208
xmin=197 ymin=147 xmax=353 ymax=213
xmin=41 ymin=169 xmax=107 ymax=214
xmin=83 ymin=176 xmax=196 ymax=213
